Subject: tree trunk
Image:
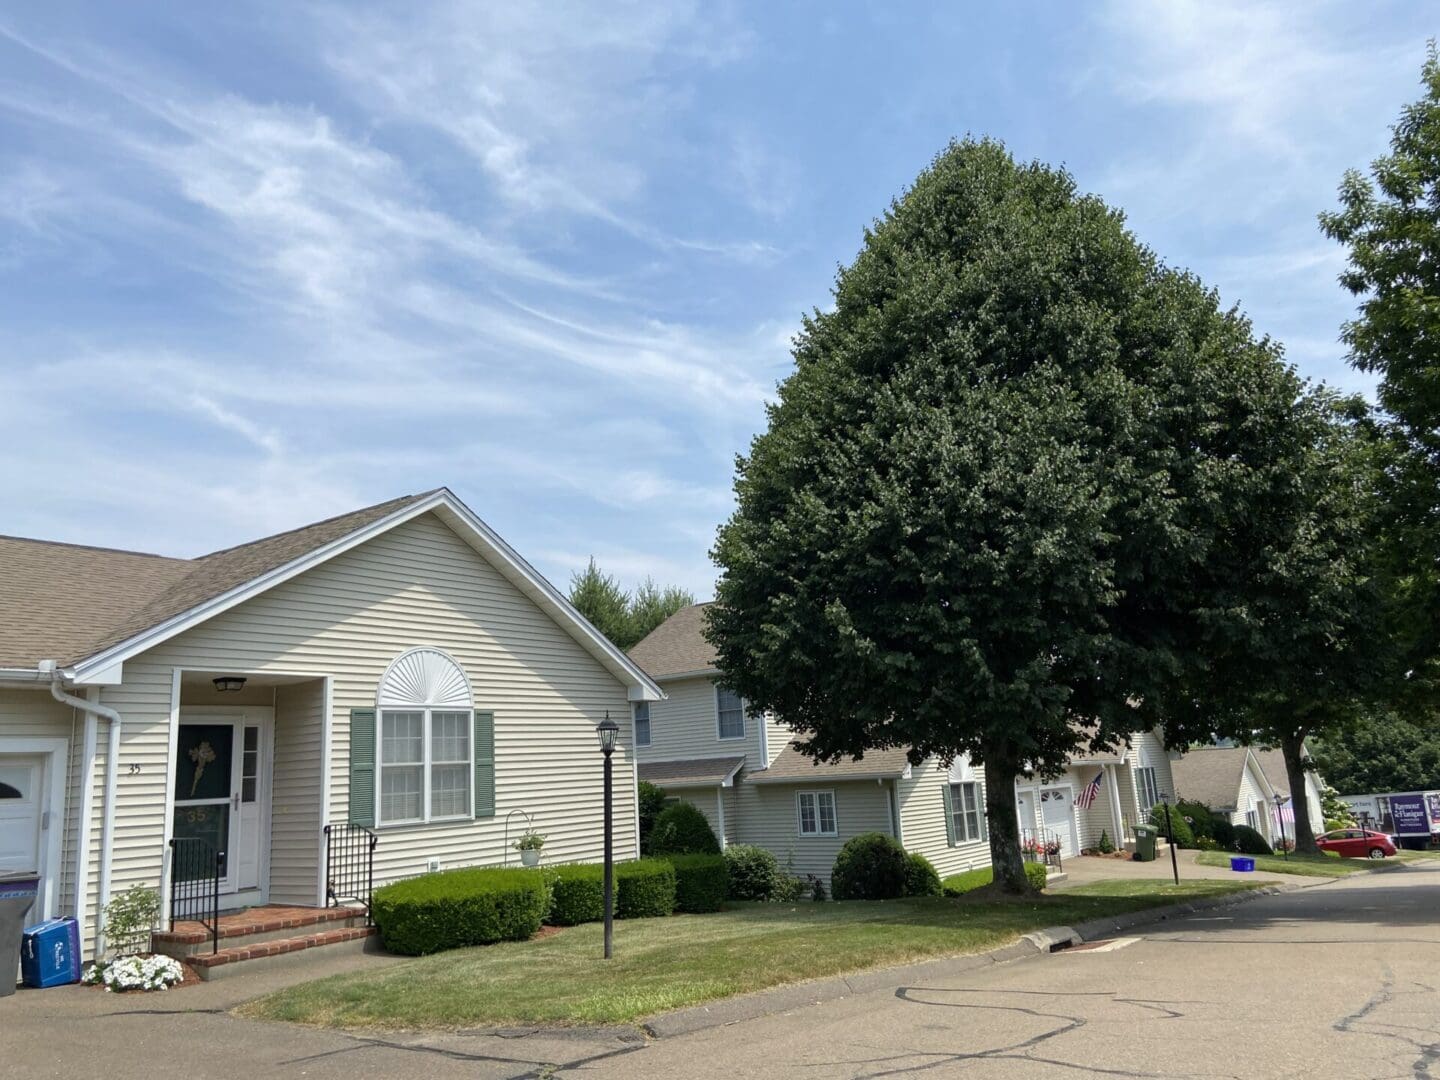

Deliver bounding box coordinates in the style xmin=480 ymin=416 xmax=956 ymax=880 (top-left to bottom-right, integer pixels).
xmin=984 ymin=750 xmax=1032 ymax=893
xmin=1281 ymin=732 xmax=1319 ymax=855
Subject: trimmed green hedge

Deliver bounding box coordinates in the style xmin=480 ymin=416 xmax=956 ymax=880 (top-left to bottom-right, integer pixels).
xmin=373 ymin=867 xmax=547 ymax=955
xmin=1149 ymin=804 xmax=1195 ymax=848
xmin=724 ymin=844 xmax=781 ymax=900
xmin=1232 ymin=824 xmax=1273 ymax=855
xmin=616 ymin=859 xmax=677 ymax=918
xmin=547 ymin=864 xmax=605 ymax=926
xmin=903 ymin=852 xmax=942 ymax=897
xmin=667 ymin=854 xmax=729 ymax=913
xmin=649 ymin=802 xmax=721 ymax=855
xmin=941 ymin=862 xmax=1048 ymax=896
xmin=831 ymin=832 xmax=909 ymax=900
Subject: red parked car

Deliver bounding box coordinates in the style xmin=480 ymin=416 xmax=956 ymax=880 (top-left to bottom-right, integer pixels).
xmin=1315 ymin=829 xmax=1396 ymax=860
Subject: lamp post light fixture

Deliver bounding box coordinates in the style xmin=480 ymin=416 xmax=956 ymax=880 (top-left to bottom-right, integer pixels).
xmin=596 ymin=712 xmax=620 ymax=960
xmin=1158 ymin=792 xmax=1180 ymax=885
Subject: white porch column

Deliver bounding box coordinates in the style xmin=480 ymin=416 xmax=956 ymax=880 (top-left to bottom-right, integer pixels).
xmin=1106 ymin=763 xmax=1125 ymax=843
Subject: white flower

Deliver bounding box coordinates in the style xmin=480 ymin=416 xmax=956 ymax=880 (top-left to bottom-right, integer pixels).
xmin=88 ymin=954 xmax=184 ymax=992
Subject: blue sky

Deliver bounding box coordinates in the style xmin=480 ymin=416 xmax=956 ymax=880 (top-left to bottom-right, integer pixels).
xmin=0 ymin=2 xmax=1432 ymax=599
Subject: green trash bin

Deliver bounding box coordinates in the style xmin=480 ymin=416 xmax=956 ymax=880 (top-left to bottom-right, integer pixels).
xmin=1133 ymin=824 xmax=1157 ymax=862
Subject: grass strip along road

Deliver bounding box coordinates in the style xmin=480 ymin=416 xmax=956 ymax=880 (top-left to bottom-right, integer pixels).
xmin=244 ymin=879 xmax=1259 ymax=1030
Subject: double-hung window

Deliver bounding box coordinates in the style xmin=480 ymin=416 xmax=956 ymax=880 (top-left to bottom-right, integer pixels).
xmin=379 ymin=708 xmax=471 ymax=825
xmin=1136 ymin=766 xmax=1160 ymax=813
xmin=716 ymin=687 xmax=746 ymax=740
xmin=797 ymin=790 xmax=837 ymax=836
xmin=633 ymin=701 xmax=651 ymax=747
xmin=949 ymin=781 xmax=984 ymax=843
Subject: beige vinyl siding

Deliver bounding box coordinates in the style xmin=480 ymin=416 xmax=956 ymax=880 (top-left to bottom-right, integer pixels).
xmin=638 ymin=675 xmax=764 ymax=771
xmin=733 ymin=779 xmax=892 ymax=887
xmin=1131 ymin=729 xmax=1174 ymax=813
xmin=897 ymin=758 xmax=990 ymax=877
xmin=761 ymin=712 xmax=791 ymax=770
xmin=1235 ymin=758 xmax=1269 ymax=833
xmin=80 ymin=512 xmax=636 ymax=953
xmin=270 ymin=680 xmax=325 ymax=905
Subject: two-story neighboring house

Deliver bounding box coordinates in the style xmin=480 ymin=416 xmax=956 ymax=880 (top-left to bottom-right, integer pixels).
xmin=629 ymin=604 xmax=1180 ymax=884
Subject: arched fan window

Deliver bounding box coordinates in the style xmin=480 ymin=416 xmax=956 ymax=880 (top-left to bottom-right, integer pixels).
xmin=375 ymin=648 xmax=474 ymax=825
xmin=0 ymin=782 xmax=21 ymax=799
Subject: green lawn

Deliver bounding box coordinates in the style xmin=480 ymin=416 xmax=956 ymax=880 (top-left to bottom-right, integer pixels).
xmin=242 ymin=879 xmax=1259 ymax=1030
xmin=1193 ymin=850 xmax=1378 ymax=877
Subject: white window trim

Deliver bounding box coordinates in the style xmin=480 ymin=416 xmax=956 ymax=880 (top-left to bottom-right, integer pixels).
xmin=1136 ymin=765 xmax=1160 ymax=813
xmin=950 ymin=780 xmax=984 ymax=844
xmin=633 ymin=701 xmax=651 ymax=748
xmin=715 ymin=686 xmax=746 ymax=742
xmin=796 ymin=789 xmax=838 ymax=837
xmin=377 ymin=707 xmax=473 ymax=827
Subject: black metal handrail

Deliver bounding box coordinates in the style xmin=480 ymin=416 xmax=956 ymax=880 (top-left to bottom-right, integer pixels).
xmin=1020 ymin=828 xmax=1064 ymax=872
xmin=169 ymin=837 xmax=222 ymax=955
xmin=325 ymin=823 xmax=378 ymax=923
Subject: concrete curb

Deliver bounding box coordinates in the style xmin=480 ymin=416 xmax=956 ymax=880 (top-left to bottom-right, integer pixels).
xmin=643 ymin=885 xmax=1285 ymax=1039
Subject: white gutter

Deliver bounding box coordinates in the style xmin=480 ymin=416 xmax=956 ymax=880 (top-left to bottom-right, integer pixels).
xmin=44 ymin=663 xmax=121 ymax=957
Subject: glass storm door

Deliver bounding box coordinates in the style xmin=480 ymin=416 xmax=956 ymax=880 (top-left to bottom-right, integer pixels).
xmin=172 ymin=723 xmax=241 ymax=891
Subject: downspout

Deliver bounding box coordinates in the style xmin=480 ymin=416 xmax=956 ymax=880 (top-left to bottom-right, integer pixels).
xmin=44 ymin=664 xmax=122 ymax=957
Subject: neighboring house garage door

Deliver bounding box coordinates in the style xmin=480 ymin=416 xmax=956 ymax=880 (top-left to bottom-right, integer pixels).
xmin=0 ymin=757 xmax=43 ymax=876
xmin=1039 ymin=786 xmax=1079 ymax=859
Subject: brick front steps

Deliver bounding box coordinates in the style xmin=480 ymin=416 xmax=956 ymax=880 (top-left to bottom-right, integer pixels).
xmin=154 ymin=904 xmax=376 ymax=979
xmin=186 ymin=925 xmax=376 ymax=980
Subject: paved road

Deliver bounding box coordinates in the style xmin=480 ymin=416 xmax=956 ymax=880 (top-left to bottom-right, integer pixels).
xmin=5 ymin=863 xmax=1437 ymax=1078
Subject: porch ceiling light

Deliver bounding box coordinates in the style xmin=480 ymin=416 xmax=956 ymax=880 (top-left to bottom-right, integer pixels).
xmin=212 ymin=676 xmax=247 ymax=693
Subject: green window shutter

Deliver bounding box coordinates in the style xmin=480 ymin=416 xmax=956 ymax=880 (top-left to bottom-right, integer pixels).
xmin=978 ymin=783 xmax=989 ymax=842
xmin=348 ymin=708 xmax=376 ymax=827
xmin=473 ymin=710 xmax=496 ymax=818
xmin=942 ymin=784 xmax=956 ymax=847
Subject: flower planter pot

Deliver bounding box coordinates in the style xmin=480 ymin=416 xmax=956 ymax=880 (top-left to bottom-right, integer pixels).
xmin=520 ymin=849 xmax=540 ymax=867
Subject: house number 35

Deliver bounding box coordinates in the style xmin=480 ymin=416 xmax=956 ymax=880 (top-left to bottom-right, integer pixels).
xmin=128 ymin=763 xmax=142 ymax=775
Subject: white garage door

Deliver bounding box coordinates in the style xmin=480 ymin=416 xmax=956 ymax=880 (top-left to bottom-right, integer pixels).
xmin=0 ymin=757 xmax=44 ymax=875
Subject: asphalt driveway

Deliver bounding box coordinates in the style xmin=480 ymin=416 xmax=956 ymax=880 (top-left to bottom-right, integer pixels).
xmin=2 ymin=862 xmax=1435 ymax=1079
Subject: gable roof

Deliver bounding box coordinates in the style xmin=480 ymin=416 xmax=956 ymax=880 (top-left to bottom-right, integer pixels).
xmin=0 ymin=489 xmax=662 ymax=699
xmin=750 ymin=741 xmax=912 ymax=783
xmin=1172 ymin=746 xmax=1272 ymax=812
xmin=1252 ymin=749 xmax=1314 ymax=799
xmin=628 ymin=602 xmax=718 ymax=679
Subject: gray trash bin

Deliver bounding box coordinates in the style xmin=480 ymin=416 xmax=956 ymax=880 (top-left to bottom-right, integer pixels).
xmin=0 ymin=871 xmax=40 ymax=998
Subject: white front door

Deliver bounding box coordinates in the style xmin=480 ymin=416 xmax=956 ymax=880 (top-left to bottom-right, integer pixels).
xmin=172 ymin=710 xmax=271 ymax=899
xmin=1040 ymin=785 xmax=1079 ymax=859
xmin=0 ymin=757 xmax=44 ymax=877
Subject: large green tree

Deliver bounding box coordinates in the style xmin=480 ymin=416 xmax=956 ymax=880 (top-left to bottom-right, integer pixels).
xmin=1321 ymin=45 xmax=1440 ymax=700
xmin=1170 ymin=397 xmax=1393 ymax=853
xmin=568 ymin=559 xmax=695 ymax=650
xmin=707 ymin=139 xmax=1313 ymax=892
xmin=1312 ymin=709 xmax=1440 ymax=795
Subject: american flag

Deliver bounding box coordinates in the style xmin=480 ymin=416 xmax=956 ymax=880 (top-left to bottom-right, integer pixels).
xmin=1075 ymin=771 xmax=1104 ymax=810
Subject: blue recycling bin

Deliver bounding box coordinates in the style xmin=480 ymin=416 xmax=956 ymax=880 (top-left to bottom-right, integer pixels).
xmin=1230 ymin=856 xmax=1256 ymax=873
xmin=21 ymin=917 xmax=81 ymax=988
xmin=0 ymin=871 xmax=40 ymax=998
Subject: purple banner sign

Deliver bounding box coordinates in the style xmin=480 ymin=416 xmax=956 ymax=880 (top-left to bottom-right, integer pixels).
xmin=1390 ymin=794 xmax=1429 ymax=836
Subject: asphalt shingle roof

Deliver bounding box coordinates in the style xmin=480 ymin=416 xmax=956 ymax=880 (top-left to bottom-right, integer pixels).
xmin=750 ymin=741 xmax=912 ymax=783
xmin=1171 ymin=747 xmax=1254 ymax=811
xmin=637 ymin=756 xmax=746 ymax=788
xmin=627 ymin=602 xmax=718 ymax=679
xmin=0 ymin=492 xmax=433 ymax=668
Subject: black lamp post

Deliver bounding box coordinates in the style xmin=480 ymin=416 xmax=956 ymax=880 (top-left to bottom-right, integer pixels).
xmin=1158 ymin=792 xmax=1180 ymax=885
xmin=1276 ymin=795 xmax=1290 ymax=860
xmin=596 ymin=713 xmax=620 ymax=960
